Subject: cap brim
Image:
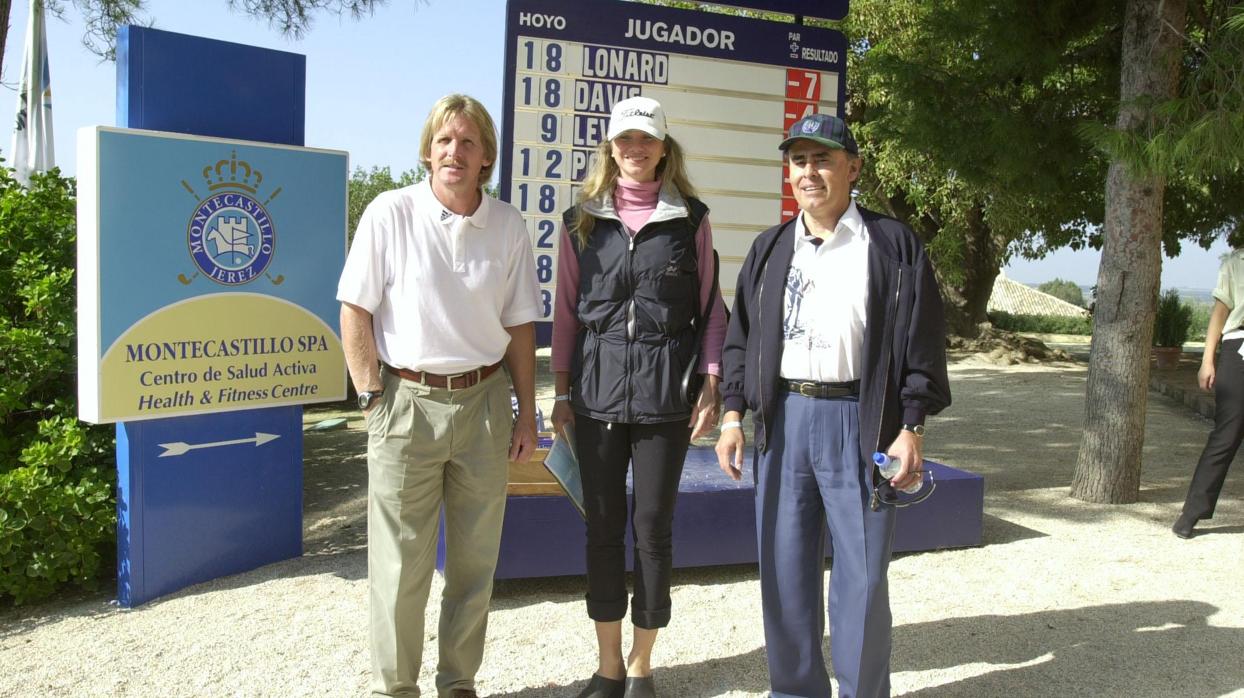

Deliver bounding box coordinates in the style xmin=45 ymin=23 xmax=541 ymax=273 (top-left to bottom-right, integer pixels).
xmin=607 ymin=120 xmax=665 ymax=142
xmin=778 ymin=134 xmax=851 ymax=152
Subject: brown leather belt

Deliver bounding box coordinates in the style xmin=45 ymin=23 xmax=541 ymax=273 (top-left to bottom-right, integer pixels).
xmin=781 ymin=378 xmax=860 ymax=399
xmin=386 ymin=361 xmax=502 ymax=390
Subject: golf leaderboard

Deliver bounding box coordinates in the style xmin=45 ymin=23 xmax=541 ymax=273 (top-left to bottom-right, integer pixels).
xmin=500 ymin=0 xmax=848 ymax=324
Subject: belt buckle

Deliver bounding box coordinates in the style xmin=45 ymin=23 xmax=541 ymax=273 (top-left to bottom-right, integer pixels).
xmin=445 ymin=371 xmax=466 ymax=391
xmin=798 ymin=382 xmax=817 ymax=398
xmin=446 ymin=368 xmax=481 ymax=392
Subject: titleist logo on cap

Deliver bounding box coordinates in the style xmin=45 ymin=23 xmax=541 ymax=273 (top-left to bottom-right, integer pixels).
xmin=621 ymin=108 xmax=654 ymax=118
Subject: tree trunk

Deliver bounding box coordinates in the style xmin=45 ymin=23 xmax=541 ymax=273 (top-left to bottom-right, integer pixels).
xmin=941 ymin=203 xmax=1002 ymax=338
xmin=1072 ymin=0 xmax=1187 ymax=504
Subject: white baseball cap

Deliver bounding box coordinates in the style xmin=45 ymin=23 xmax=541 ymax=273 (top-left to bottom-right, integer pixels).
xmin=606 ymin=96 xmax=667 ymax=141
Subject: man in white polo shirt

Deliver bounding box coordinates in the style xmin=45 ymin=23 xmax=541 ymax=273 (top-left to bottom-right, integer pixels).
xmin=337 ymin=94 xmax=541 ymax=698
xmin=716 ymin=114 xmax=950 ymax=698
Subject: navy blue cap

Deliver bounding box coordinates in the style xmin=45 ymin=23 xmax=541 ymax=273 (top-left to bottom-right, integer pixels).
xmin=779 ymin=113 xmax=858 ymax=154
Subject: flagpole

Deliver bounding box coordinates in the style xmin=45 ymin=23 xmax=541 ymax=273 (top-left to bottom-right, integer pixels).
xmin=10 ymin=0 xmax=54 ymax=185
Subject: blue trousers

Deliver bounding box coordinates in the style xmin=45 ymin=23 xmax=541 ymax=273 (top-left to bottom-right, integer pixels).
xmin=756 ymin=393 xmax=896 ymax=698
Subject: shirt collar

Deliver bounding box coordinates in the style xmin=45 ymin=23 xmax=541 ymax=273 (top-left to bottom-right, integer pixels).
xmin=419 ymin=179 xmax=491 ymax=229
xmin=795 ymin=200 xmax=866 ymax=248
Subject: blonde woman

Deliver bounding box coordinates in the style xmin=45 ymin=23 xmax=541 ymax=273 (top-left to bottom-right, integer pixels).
xmin=550 ymin=96 xmax=726 ymax=698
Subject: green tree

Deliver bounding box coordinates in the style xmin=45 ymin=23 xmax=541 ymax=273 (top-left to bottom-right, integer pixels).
xmin=1038 ymin=279 xmax=1087 ymax=307
xmin=1073 ymin=1 xmax=1242 ymax=504
xmin=839 ymin=1 xmax=1124 ymax=336
xmin=821 ymin=2 xmax=1241 ymax=337
xmin=347 ymin=165 xmax=422 ymax=241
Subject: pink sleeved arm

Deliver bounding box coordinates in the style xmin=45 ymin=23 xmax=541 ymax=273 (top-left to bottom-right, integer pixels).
xmin=696 ymin=215 xmax=727 ymax=377
xmin=550 ymin=225 xmax=581 ymax=373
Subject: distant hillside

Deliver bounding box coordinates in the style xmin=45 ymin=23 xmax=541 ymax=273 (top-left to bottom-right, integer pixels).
xmin=1071 ymin=285 xmax=1214 ymax=305
xmin=1168 ymin=287 xmax=1215 ymax=304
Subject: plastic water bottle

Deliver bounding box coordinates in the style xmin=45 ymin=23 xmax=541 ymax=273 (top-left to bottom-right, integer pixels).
xmin=873 ymin=452 xmax=923 ymax=494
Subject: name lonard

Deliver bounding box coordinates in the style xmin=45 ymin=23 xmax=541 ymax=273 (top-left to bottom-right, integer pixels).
xmin=125 ymin=334 xmax=328 ymax=362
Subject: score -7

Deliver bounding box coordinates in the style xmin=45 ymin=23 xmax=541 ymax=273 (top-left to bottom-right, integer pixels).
xmin=785 ymin=69 xmax=821 ymax=102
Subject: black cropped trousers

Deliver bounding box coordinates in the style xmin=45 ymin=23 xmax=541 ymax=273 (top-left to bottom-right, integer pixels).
xmin=574 ymin=415 xmax=691 ymax=629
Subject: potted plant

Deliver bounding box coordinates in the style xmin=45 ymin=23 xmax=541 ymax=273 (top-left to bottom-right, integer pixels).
xmin=1152 ymin=288 xmax=1193 ymax=368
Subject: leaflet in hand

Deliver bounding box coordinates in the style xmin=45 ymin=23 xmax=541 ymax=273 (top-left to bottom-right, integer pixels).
xmin=543 ymin=424 xmax=585 ymax=519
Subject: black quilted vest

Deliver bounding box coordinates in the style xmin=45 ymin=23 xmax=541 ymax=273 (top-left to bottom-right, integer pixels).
xmin=562 ymin=196 xmax=709 ymax=423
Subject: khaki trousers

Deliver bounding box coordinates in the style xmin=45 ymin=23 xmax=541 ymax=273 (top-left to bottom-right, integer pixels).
xmin=366 ymin=369 xmax=512 ymax=697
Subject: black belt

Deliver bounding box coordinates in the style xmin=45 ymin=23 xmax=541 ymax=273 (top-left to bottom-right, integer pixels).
xmin=781 ymin=378 xmax=860 ymax=399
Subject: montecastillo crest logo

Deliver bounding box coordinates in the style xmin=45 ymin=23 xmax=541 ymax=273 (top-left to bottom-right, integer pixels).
xmin=178 ymin=151 xmax=284 ymax=286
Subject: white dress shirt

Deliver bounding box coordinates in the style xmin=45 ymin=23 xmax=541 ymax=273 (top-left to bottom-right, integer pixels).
xmin=779 ymin=201 xmax=870 ymax=382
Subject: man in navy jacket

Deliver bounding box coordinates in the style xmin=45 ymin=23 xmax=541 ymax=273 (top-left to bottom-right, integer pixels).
xmin=715 ymin=113 xmax=950 ymax=698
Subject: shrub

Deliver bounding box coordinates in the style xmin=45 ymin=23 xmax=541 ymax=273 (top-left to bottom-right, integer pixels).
xmin=1185 ymin=298 xmax=1212 ymax=342
xmin=988 ymin=311 xmax=1093 ymax=335
xmin=1153 ymin=289 xmax=1193 ymax=348
xmin=0 ymin=167 xmax=116 ymax=605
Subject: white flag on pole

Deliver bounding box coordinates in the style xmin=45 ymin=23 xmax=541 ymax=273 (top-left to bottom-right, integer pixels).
xmin=11 ymin=0 xmax=54 ymax=185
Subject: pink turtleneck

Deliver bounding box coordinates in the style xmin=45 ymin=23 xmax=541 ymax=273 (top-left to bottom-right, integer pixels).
xmin=550 ymin=179 xmax=727 ymax=377
xmin=613 ymin=178 xmax=662 ymax=233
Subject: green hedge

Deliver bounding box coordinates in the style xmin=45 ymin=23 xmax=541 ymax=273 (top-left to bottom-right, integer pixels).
xmin=989 ymin=311 xmax=1093 ymax=335
xmin=0 ymin=168 xmax=116 ymax=605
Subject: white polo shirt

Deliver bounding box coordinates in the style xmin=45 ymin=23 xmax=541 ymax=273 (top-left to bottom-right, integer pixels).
xmin=780 ymin=201 xmax=869 ymax=383
xmin=336 ymin=180 xmax=541 ymax=374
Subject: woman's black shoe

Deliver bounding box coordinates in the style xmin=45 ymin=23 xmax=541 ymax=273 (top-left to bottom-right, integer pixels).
xmin=575 ymin=674 xmax=625 ymax=698
xmin=623 ymin=676 xmax=656 ymax=698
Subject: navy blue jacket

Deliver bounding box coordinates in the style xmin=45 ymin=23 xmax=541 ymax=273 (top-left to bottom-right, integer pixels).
xmin=720 ymin=207 xmax=951 ymax=457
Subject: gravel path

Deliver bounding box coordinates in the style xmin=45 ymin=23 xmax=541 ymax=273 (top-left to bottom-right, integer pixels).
xmin=2 ymin=356 xmax=1242 ymax=697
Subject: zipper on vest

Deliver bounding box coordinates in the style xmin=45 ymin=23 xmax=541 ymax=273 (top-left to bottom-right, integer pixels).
xmin=625 ymin=235 xmax=636 ymax=423
xmin=626 ymin=236 xmax=637 ymax=341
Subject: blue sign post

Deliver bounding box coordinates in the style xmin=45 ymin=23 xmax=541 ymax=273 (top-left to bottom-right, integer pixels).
xmin=84 ymin=26 xmax=346 ymax=607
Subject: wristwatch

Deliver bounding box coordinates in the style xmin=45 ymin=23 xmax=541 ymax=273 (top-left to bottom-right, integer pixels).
xmin=902 ymin=424 xmax=926 ymax=437
xmin=358 ymin=390 xmax=384 ymax=410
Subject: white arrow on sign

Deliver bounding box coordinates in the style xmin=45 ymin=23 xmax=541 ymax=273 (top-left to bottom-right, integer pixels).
xmin=157 ymin=432 xmax=281 ymax=458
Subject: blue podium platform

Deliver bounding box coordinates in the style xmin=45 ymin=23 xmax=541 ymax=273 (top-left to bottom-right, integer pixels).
xmin=437 ymin=447 xmax=983 ymax=579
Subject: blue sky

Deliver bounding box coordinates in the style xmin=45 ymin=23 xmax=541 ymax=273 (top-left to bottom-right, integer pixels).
xmin=0 ymin=0 xmax=1228 ymax=292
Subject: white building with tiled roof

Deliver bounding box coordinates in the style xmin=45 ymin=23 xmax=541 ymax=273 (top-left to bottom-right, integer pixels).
xmin=987 ymin=272 xmax=1090 ymax=318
